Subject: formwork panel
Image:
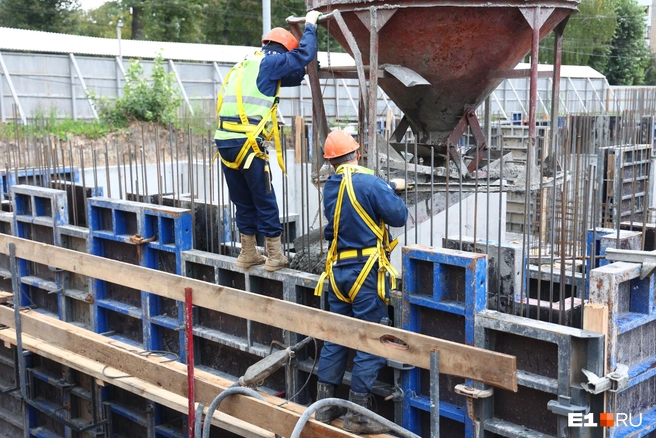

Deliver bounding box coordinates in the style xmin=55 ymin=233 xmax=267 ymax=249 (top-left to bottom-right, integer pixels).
xmin=494 ymin=385 xmax=557 ymax=436
xmin=249 ymin=275 xmax=284 ymax=345
xmin=477 ymin=310 xmax=605 ymax=438
xmin=402 ymin=245 xmax=487 ymax=437
xmin=590 ymin=261 xmax=656 ymax=437
xmin=493 ymin=331 xmax=558 ymax=379
xmin=0 ymin=343 xmax=21 ymax=438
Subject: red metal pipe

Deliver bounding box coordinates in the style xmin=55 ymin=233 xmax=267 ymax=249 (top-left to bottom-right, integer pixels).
xmin=185 ymin=287 xmax=195 ymax=438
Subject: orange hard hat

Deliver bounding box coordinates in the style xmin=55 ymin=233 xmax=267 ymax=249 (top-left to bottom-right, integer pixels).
xmin=324 ymin=130 xmax=360 ymax=160
xmin=262 ymin=27 xmax=299 ymax=52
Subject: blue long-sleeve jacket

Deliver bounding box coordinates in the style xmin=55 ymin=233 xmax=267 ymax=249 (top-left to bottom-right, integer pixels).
xmin=216 ymin=24 xmax=317 ymax=148
xmin=324 ymin=172 xmax=408 ymax=259
xmin=257 ymin=24 xmax=318 ymax=93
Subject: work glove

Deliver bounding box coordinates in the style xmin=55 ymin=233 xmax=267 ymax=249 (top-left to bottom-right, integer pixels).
xmin=306 ymin=10 xmax=322 ymax=26
xmin=390 ymin=178 xmax=406 ymax=191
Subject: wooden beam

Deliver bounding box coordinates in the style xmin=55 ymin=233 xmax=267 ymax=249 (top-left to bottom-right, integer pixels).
xmin=583 ymin=303 xmax=609 ymax=438
xmin=0 ymin=292 xmax=12 ymax=304
xmin=0 ymin=326 xmax=274 ymax=438
xmin=294 ymin=115 xmax=304 ymax=164
xmin=0 ymin=235 xmax=517 ymax=391
xmin=0 ymin=306 xmax=367 ymax=438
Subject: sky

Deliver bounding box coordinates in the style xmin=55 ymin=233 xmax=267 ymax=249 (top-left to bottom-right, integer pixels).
xmin=79 ymin=0 xmax=108 ymax=11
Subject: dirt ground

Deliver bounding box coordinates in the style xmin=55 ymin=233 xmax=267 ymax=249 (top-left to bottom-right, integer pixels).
xmin=0 ymin=122 xmax=216 ymax=169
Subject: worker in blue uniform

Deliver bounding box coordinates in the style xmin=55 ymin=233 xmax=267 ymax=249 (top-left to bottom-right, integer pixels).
xmin=314 ymin=130 xmax=408 ymax=434
xmin=214 ymin=11 xmax=321 ymax=271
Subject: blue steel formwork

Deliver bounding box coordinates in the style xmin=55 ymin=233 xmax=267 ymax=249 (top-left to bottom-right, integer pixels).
xmin=401 ymin=244 xmax=487 ymax=437
xmin=0 ymin=168 xmax=80 ymax=202
xmin=87 ymin=197 xmax=193 ymax=437
xmin=589 ymin=262 xmax=656 ymax=438
xmin=8 ymin=185 xmax=110 ymax=438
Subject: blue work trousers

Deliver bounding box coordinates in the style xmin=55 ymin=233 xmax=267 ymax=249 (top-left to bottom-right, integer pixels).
xmin=216 ymin=143 xmax=283 ymax=237
xmin=316 ymin=263 xmax=388 ymax=394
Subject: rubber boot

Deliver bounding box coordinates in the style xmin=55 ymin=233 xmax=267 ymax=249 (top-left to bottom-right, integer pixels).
xmin=343 ymin=390 xmax=390 ymax=434
xmin=236 ymin=234 xmax=266 ymax=268
xmin=264 ymin=235 xmax=288 ymax=271
xmin=314 ymin=382 xmax=347 ymax=424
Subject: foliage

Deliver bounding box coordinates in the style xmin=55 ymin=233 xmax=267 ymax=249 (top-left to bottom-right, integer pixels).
xmin=122 ymin=0 xmax=207 ymax=43
xmin=643 ymin=55 xmax=656 ymax=85
xmin=0 ymin=0 xmax=81 ymax=33
xmin=93 ymin=52 xmax=183 ymax=127
xmin=0 ymin=107 xmax=114 ymax=141
xmin=538 ymin=0 xmax=617 ymax=67
xmin=602 ymin=0 xmax=650 ymax=85
xmin=76 ymin=1 xmax=132 ymax=39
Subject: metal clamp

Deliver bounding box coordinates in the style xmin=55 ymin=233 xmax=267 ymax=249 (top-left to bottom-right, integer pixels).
xmin=547 ymin=395 xmax=589 ymax=416
xmin=455 ymin=385 xmax=493 ymax=437
xmin=386 ymin=359 xmax=413 ymax=402
xmin=454 ymin=384 xmax=494 ymax=399
xmin=581 ymin=363 xmax=629 ymax=394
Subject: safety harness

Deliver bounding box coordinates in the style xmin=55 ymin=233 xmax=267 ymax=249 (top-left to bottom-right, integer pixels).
xmin=314 ymin=165 xmax=399 ymax=305
xmin=213 ymin=52 xmax=286 ymax=175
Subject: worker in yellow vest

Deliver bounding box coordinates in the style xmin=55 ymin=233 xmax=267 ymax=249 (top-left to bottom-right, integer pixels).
xmin=215 ymin=11 xmax=321 ymax=271
xmin=314 ymin=130 xmax=408 ymax=433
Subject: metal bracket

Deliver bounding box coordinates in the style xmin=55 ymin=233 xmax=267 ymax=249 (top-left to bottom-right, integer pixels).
xmin=455 ymin=384 xmax=493 ymax=437
xmin=581 ymin=363 xmax=629 ymax=394
xmin=547 ymin=395 xmax=589 ymax=416
xmin=605 ymin=248 xmax=656 ymax=279
xmin=454 ymin=384 xmax=494 ymax=399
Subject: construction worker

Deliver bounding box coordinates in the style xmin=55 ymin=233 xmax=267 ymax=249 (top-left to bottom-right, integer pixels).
xmin=214 ymin=11 xmax=321 ymax=271
xmin=314 ymin=130 xmax=408 ymax=434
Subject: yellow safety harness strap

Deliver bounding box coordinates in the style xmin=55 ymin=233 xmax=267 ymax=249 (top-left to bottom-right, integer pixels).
xmin=314 ymin=166 xmax=399 ymax=305
xmin=212 ymin=55 xmax=286 ymax=175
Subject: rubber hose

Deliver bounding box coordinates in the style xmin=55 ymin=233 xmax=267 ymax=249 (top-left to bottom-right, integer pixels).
xmin=290 ymin=398 xmax=421 ymax=438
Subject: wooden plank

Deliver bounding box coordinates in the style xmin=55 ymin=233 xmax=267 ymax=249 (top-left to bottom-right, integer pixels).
xmin=0 ymin=292 xmax=12 ymax=304
xmin=0 ymin=234 xmax=517 ymax=391
xmin=0 ymin=306 xmax=375 ymax=438
xmin=583 ymin=303 xmax=609 ymax=438
xmin=0 ymin=327 xmax=273 ymax=438
xmin=294 ymin=115 xmax=304 ymax=164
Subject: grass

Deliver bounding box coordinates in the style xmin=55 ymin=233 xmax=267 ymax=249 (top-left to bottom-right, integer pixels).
xmin=0 ymin=117 xmax=117 ymax=141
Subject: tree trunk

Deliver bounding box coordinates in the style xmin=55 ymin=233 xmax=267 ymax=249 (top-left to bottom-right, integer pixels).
xmin=131 ymin=5 xmax=144 ymax=40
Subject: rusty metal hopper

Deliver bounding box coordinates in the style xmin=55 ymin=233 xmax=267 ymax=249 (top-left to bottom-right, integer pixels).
xmin=307 ymin=0 xmax=579 ymax=141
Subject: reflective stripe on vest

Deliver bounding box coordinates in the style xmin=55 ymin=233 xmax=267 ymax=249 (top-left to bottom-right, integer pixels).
xmin=212 ymin=52 xmax=285 ymax=174
xmin=314 ymin=165 xmax=399 ymax=305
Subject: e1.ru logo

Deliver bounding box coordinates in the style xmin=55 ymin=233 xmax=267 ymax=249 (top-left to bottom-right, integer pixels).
xmin=568 ymin=412 xmax=643 ymax=428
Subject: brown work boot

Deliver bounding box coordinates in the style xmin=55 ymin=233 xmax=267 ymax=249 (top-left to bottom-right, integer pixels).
xmin=315 ymin=382 xmax=346 ymax=424
xmin=264 ymin=235 xmax=288 ymax=271
xmin=236 ymin=234 xmax=266 ymax=268
xmin=343 ymin=390 xmax=390 ymax=434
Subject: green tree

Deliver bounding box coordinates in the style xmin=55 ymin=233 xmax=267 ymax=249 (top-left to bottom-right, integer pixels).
xmin=0 ymin=0 xmax=81 ymax=33
xmin=77 ymin=1 xmax=132 ymax=39
xmin=603 ymin=0 xmax=650 ymax=85
xmin=539 ymin=0 xmax=617 ymax=68
xmin=644 ymin=55 xmax=656 ymax=85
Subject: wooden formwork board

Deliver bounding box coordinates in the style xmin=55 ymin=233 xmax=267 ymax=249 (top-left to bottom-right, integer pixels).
xmin=0 ymin=306 xmax=374 ymax=438
xmin=0 ymin=234 xmax=518 ymax=392
xmin=0 ymin=324 xmax=274 ymax=438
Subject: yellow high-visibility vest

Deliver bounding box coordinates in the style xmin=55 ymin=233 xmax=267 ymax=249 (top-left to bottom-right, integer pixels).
xmin=213 ymin=52 xmax=285 ymax=174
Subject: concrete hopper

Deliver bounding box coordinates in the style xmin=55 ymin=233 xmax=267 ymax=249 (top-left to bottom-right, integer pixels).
xmin=306 ymin=0 xmax=579 ymax=142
